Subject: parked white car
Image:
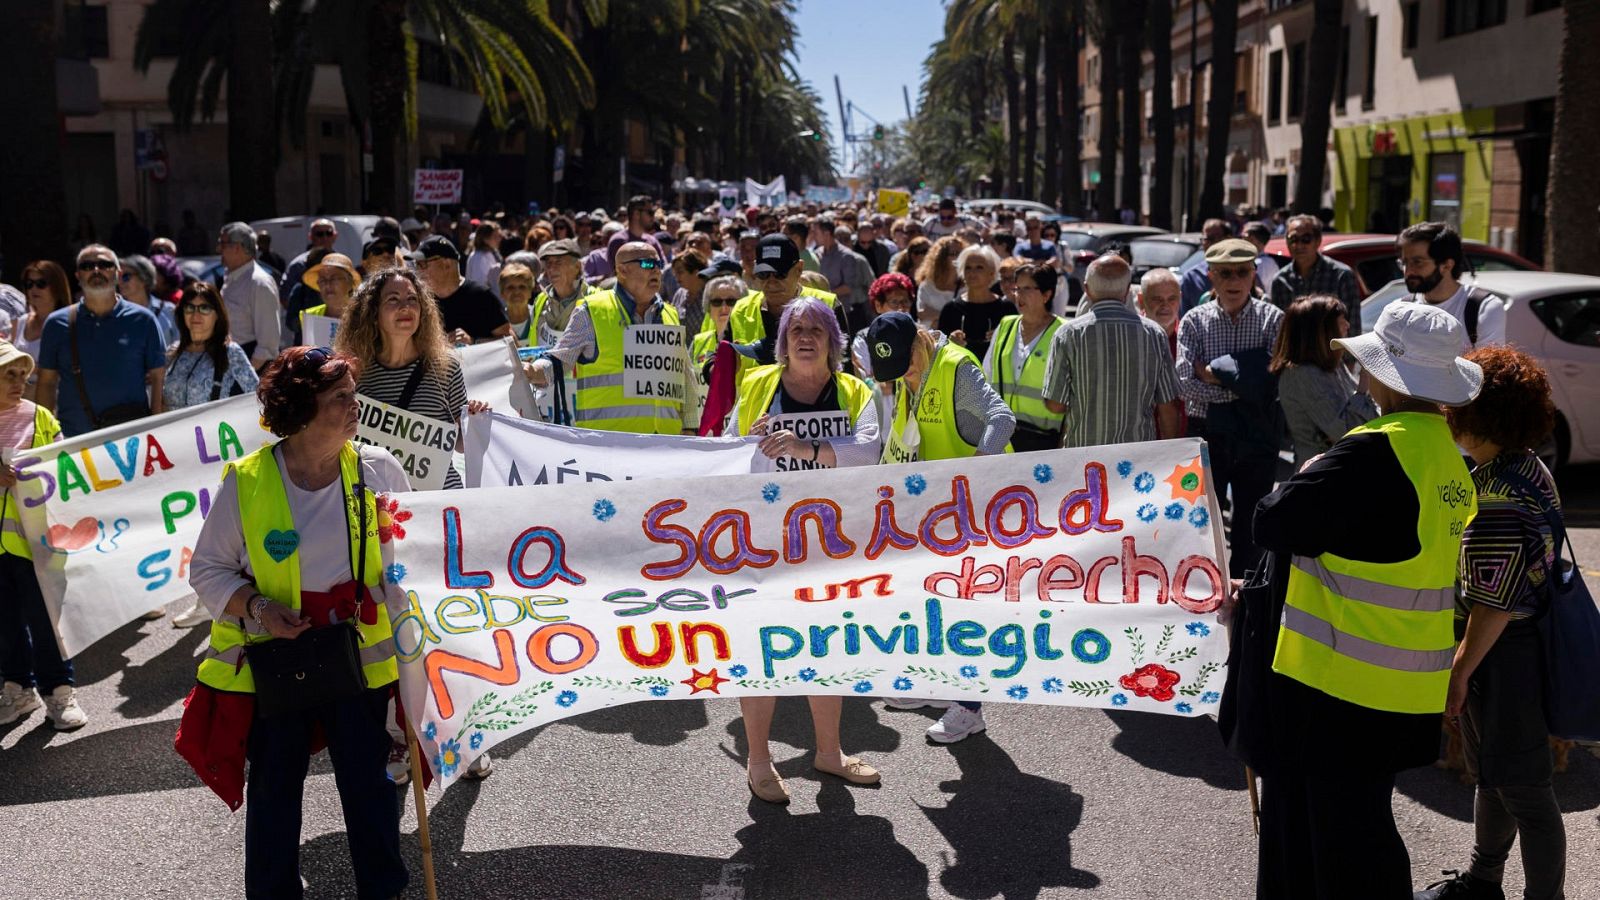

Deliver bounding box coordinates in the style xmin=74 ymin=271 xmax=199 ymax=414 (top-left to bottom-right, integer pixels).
xmin=250 ymin=215 xmax=384 ymax=263
xmin=1362 ymin=271 xmax=1600 ymax=465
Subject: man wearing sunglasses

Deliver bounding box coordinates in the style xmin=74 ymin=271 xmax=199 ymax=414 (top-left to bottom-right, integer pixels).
xmin=34 ymin=245 xmax=167 ymax=437
xmin=1268 ymin=214 xmax=1362 ymax=336
xmin=280 ymin=218 xmax=339 ymax=298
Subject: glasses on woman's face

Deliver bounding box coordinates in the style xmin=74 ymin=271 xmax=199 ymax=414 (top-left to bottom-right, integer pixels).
xmin=22 ymin=278 xmax=48 ymax=290
xmin=181 ymin=303 xmax=217 ymax=316
xmin=707 ymin=295 xmax=740 ymax=308
xmin=118 ymin=272 xmax=137 ymax=283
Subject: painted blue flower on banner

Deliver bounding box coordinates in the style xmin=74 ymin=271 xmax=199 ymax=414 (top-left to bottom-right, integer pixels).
xmin=1117 ymin=460 xmax=1134 ymax=478
xmin=1186 ymin=621 xmax=1211 ymax=637
xmin=469 ymin=732 xmax=484 ymax=750
xmin=1165 ymin=502 xmax=1185 ymax=520
xmin=1042 ymin=677 xmax=1064 ymax=693
xmin=649 ymin=685 xmax=670 ymax=697
xmin=1134 ymin=472 xmax=1155 ymax=493
xmin=761 ymin=483 xmax=781 ymax=504
xmin=1111 ymin=693 xmax=1129 ymax=707
xmin=959 ymin=664 xmax=979 ymax=679
xmin=728 ymin=664 xmax=749 ymax=677
xmin=905 ymin=474 xmax=927 ymax=495
xmin=592 ymin=499 xmax=616 ymax=523
xmin=1174 ymin=702 xmax=1193 ymax=714
xmin=435 ymin=738 xmax=462 ymax=779
xmin=1137 ymin=503 xmax=1158 ymax=523
xmin=385 ymin=563 xmax=407 ymax=585
xmin=1007 ymin=684 xmax=1029 ymax=700
xmin=852 ymin=680 xmax=874 ymax=693
xmin=798 ymin=667 xmax=817 ymax=682
xmin=1033 ymin=464 xmax=1053 ymax=484
xmin=555 ymin=690 xmax=578 ymax=708
xmin=1200 ymin=691 xmax=1221 ymax=704
xmin=893 ymin=676 xmax=914 ymax=691
xmin=1189 ymin=505 xmax=1210 ymax=529
xmin=422 ymin=721 xmax=437 ymax=741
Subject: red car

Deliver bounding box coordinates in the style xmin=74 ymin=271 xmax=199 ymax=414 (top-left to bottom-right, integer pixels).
xmin=1263 ymin=232 xmax=1539 ymax=296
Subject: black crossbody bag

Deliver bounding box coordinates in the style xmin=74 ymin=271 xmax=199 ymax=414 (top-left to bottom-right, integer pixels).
xmin=246 ymin=448 xmax=372 ymax=719
xmin=70 ymin=303 xmax=151 ymax=428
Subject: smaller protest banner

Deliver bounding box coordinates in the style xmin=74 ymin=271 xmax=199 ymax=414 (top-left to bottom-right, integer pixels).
xmin=744 ymin=176 xmax=787 ymax=208
xmin=876 ymin=189 xmax=911 ymax=217
xmin=750 ymin=410 xmax=859 ymax=472
xmin=302 ymin=313 xmax=339 ymax=349
xmin=621 ymin=325 xmax=687 ymax=402
xmin=462 ymin=410 xmax=759 ymax=488
xmin=717 ymin=187 xmax=740 ymax=218
xmin=413 ymin=169 xmax=463 ymax=205
xmin=356 ymin=396 xmax=455 ymax=491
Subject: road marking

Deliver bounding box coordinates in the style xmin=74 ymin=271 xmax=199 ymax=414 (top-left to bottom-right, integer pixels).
xmin=701 ymin=863 xmax=750 ymax=900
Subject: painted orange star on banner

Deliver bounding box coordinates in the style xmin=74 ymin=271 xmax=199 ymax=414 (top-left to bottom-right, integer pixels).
xmin=681 ymin=668 xmax=730 ymax=695
xmin=1164 ymin=457 xmax=1206 ymax=504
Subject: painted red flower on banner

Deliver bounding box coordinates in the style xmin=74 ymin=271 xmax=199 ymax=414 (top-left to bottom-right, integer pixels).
xmin=377 ymin=495 xmax=411 ymax=543
xmin=1119 ymin=663 xmax=1181 ymax=702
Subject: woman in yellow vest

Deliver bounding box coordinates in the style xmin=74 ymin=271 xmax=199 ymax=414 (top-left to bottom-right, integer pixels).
xmin=867 ymin=312 xmax=1016 ymax=745
xmin=186 ymin=346 xmax=411 ymax=899
xmin=1219 ymin=302 xmax=1483 ymax=899
xmin=729 ymin=297 xmax=882 ymax=803
xmin=298 ymin=252 xmax=361 ymax=334
xmin=499 ymin=261 xmax=537 ymax=345
xmin=981 ymin=263 xmax=1066 ymax=452
xmin=0 ymin=340 xmax=85 ymax=731
xmin=690 ymin=273 xmax=744 ymax=431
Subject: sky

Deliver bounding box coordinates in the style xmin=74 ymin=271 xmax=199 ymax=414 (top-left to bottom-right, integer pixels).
xmin=791 ymin=0 xmax=945 ymax=176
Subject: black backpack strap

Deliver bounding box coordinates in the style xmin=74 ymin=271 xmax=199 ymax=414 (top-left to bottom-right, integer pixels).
xmin=68 ymin=303 xmax=100 ymax=426
xmin=1493 ymin=465 xmax=1575 ymax=608
xmin=209 ymin=353 xmax=225 ymax=402
xmin=397 ymin=361 xmax=428 ymax=409
xmin=1464 ymin=287 xmax=1487 ymax=346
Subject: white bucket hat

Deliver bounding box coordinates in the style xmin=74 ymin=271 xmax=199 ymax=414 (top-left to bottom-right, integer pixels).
xmin=1332 ymin=302 xmax=1483 ymax=407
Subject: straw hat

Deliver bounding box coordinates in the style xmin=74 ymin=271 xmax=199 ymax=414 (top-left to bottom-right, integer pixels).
xmin=0 ymin=339 xmax=34 ymax=378
xmin=302 ymin=253 xmax=363 ymax=291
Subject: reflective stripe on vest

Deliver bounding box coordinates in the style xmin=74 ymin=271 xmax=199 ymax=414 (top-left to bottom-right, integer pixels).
xmin=986 ymin=315 xmax=1065 ymax=432
xmin=571 ymin=291 xmax=685 ymax=434
xmin=1271 ymin=412 xmax=1474 ymax=714
xmin=0 ymin=405 xmax=60 ymax=560
xmin=195 ymin=442 xmax=398 ymax=694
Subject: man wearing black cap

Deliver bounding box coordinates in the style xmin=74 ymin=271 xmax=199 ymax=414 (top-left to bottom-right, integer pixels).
xmin=415 ymin=235 xmax=509 ymax=344
xmin=711 ymin=234 xmax=849 ymax=377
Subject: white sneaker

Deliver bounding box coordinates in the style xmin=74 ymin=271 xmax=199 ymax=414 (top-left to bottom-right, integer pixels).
xmin=386 ymin=741 xmax=411 ymax=786
xmin=927 ymin=706 xmax=986 ymax=744
xmin=139 ymin=608 xmax=166 ymax=621
xmin=0 ymin=681 xmax=41 ymax=725
xmin=463 ymin=751 xmax=493 ymax=780
xmin=172 ymin=601 xmax=212 ymax=628
xmin=43 ymin=685 xmax=87 ymax=731
xmin=882 ymin=698 xmax=951 ymax=711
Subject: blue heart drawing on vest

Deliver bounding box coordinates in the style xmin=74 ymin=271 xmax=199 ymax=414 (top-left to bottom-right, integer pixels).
xmin=263 ymin=529 xmax=300 ymax=562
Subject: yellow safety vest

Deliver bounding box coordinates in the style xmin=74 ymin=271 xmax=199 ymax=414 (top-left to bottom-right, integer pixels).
xmin=985 ymin=315 xmax=1065 ymax=433
xmin=1272 ymin=412 xmax=1475 ymax=714
xmin=735 ymin=364 xmax=874 ymax=438
xmin=883 ymin=341 xmax=1010 ymax=463
xmin=700 ymin=287 xmax=838 ymax=383
xmin=571 ymin=290 xmax=686 ymax=434
xmin=195 ymin=442 xmax=398 ymax=694
xmin=0 ymin=405 xmax=61 ymax=560
xmin=530 ymin=282 xmax=591 ymax=348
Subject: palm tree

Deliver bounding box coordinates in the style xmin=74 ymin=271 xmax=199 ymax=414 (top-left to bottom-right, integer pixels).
xmin=1294 ymin=0 xmax=1343 ymax=215
xmin=1002 ymin=28 xmax=1021 ymax=197
xmin=1197 ymin=0 xmax=1239 ymax=220
xmin=0 ymin=0 xmax=69 ymax=278
xmin=1147 ymin=0 xmax=1174 ymax=229
xmin=1548 ymin=0 xmax=1600 ymax=273
xmin=1118 ymin=1 xmax=1146 ymax=221
xmin=1093 ymin=0 xmax=1120 ymax=220
xmin=1022 ymin=25 xmax=1041 ymax=201
xmin=1041 ymin=24 xmax=1060 ymax=208
xmin=1057 ymin=0 xmax=1084 ymax=215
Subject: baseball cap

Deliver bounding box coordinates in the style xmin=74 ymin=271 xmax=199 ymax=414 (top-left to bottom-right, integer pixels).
xmin=739 ymin=228 xmax=761 ymax=242
xmin=1333 ymin=302 xmax=1483 ymax=406
xmin=416 ymin=235 xmax=460 ymax=262
xmin=753 ymin=234 xmax=801 ymax=277
xmin=537 ymin=238 xmax=582 ymax=260
xmin=938 ymin=197 xmax=957 ymax=211
xmin=399 ymin=217 xmax=426 ymax=233
xmin=1204 ymin=238 xmax=1257 ymax=265
xmin=865 ymin=312 xmax=919 ymax=382
xmin=698 ymin=257 xmax=743 ymax=280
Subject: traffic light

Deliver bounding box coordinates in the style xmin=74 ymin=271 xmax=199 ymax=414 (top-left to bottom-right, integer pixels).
xmin=918 ymin=180 xmax=927 ymax=188
xmin=811 ymin=129 xmax=822 ymax=142
xmin=872 ymin=125 xmax=884 ymax=141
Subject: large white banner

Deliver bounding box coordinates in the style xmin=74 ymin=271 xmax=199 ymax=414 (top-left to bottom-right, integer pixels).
xmin=392 ymin=439 xmax=1230 ymax=784
xmin=458 ymin=338 xmax=537 ymax=420
xmin=461 ymin=410 xmax=761 ymax=488
xmin=7 ymin=395 xmax=273 ymax=656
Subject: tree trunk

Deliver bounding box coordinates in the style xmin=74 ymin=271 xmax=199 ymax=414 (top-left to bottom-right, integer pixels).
xmin=1095 ymin=0 xmax=1120 ymax=221
xmin=1547 ymin=0 xmax=1600 ymax=273
xmin=1042 ymin=27 xmax=1060 ymax=209
xmin=1060 ymin=0 xmax=1083 ymax=216
xmin=1119 ymin=4 xmax=1145 ymax=220
xmin=1295 ymin=0 xmax=1343 ymax=214
xmin=1197 ymin=0 xmax=1239 ymax=220
xmin=1003 ymin=29 xmax=1021 ymax=197
xmin=1148 ymin=0 xmax=1174 ymax=229
xmin=0 ymin=0 xmax=68 ymax=279
xmin=366 ymin=0 xmax=407 ymax=215
xmin=719 ymin=63 xmax=736 ymax=179
xmin=226 ymin=0 xmax=277 ymax=219
xmin=1023 ymin=28 xmax=1040 ymax=201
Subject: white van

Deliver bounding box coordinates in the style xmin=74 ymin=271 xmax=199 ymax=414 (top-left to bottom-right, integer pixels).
xmin=249 ymin=215 xmax=385 ymax=264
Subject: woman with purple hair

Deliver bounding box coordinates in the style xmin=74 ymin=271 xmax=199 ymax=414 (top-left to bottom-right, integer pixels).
xmin=729 ymin=296 xmax=882 ymax=803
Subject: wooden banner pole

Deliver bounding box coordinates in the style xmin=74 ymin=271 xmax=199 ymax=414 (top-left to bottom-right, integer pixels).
xmin=1245 ymin=765 xmax=1261 ymax=835
xmin=405 ymin=721 xmax=440 ymax=900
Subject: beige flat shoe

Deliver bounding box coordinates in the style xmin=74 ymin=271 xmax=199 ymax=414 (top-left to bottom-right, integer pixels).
xmin=747 ymin=772 xmax=790 ymax=804
xmin=814 ymin=755 xmax=880 ymax=785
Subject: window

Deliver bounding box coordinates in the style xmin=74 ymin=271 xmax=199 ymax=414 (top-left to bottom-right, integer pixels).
xmin=1443 ymin=0 xmax=1507 ymax=37
xmin=1287 ymin=42 xmax=1306 ymax=120
xmin=1428 ymin=152 xmax=1465 ymax=230
xmin=1404 ymin=2 xmax=1421 ymax=50
xmin=1530 ymin=294 xmax=1600 ymax=347
xmin=1335 ymin=25 xmax=1350 ymax=115
xmin=1362 ymin=15 xmax=1379 ymax=111
xmin=1268 ymin=49 xmax=1284 ymax=125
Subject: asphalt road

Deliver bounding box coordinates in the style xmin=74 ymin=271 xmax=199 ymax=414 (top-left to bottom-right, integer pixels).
xmin=5 ymin=469 xmax=1600 ymax=900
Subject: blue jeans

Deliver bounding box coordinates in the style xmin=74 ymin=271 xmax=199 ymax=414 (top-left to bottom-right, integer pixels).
xmin=245 ymin=686 xmax=407 ymax=900
xmin=958 ymin=702 xmax=981 ymax=711
xmin=0 ymin=553 xmax=74 ymax=690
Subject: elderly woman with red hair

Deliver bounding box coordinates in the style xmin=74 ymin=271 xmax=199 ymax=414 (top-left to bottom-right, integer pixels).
xmin=850 ymin=272 xmax=916 ymax=378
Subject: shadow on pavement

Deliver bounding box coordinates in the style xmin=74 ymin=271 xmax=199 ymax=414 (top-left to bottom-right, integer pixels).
xmin=919 ymin=734 xmax=1100 ymax=899
xmin=0 ymin=717 xmax=196 ymax=804
xmin=1396 ymin=743 xmax=1600 ymax=823
xmin=562 ymin=696 xmax=711 ymax=746
xmin=115 ymin=627 xmax=207 ymax=719
xmin=1103 ymin=709 xmax=1246 ymax=790
xmin=68 ymin=617 xmax=150 ymax=689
